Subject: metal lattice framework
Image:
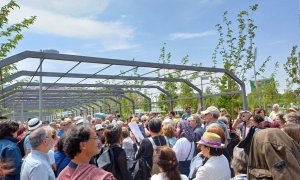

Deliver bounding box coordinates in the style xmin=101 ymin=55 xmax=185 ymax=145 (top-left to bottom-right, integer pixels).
xmin=0 ymin=51 xmax=247 ymax=121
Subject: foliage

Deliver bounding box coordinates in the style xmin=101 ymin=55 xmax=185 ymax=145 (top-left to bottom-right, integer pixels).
xmin=210 ymin=4 xmax=273 ymax=114
xmin=155 ymin=44 xmax=178 ymax=112
xmin=0 ymin=0 xmax=36 ymax=76
xmin=0 ymin=0 xmax=36 ymax=115
xmin=284 ymin=46 xmax=300 ymax=86
xmin=247 ymin=76 xmax=279 ymax=111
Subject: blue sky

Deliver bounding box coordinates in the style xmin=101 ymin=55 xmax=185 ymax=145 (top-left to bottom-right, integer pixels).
xmin=2 ymin=0 xmax=300 ymax=94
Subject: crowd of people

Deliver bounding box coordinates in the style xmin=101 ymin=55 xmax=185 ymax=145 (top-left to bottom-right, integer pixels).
xmin=0 ymin=104 xmax=300 ymax=180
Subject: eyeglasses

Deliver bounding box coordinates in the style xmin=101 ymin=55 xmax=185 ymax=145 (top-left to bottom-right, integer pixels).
xmin=89 ymin=137 xmax=99 ymax=141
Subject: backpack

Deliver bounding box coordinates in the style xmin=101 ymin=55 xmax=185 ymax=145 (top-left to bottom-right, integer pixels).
xmin=97 ymin=147 xmax=117 ymax=177
xmin=17 ymin=134 xmax=28 ymax=157
xmin=148 ymin=136 xmax=169 ymax=175
xmin=131 ymin=158 xmax=151 ymax=180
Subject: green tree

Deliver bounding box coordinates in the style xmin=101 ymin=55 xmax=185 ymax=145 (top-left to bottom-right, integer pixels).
xmin=0 ymin=0 xmax=36 ymax=76
xmin=156 ymin=44 xmax=178 ymax=112
xmin=284 ymin=46 xmax=300 ymax=86
xmin=0 ymin=0 xmax=36 ymax=114
xmin=211 ymin=4 xmax=271 ymax=114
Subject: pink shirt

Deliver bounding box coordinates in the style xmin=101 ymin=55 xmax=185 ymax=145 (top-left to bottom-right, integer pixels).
xmin=58 ymin=162 xmax=115 ymax=180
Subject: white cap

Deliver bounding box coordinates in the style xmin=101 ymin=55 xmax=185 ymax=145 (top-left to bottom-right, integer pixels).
xmin=75 ymin=119 xmax=89 ymax=125
xmin=95 ymin=124 xmax=104 ymax=130
xmin=201 ymin=106 xmax=220 ymax=116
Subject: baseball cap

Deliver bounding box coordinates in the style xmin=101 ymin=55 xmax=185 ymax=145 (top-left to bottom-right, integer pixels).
xmin=201 ymin=106 xmax=220 ymax=115
xmin=95 ymin=124 xmax=104 ymax=131
xmin=75 ymin=119 xmax=89 ymax=125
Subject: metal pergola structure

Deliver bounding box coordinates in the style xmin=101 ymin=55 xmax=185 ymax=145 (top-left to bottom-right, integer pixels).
xmin=0 ymin=51 xmax=247 ymax=121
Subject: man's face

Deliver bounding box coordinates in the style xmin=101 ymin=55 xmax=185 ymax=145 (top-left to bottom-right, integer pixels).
xmin=186 ymin=107 xmax=192 ymax=114
xmin=85 ymin=129 xmax=100 ymax=156
xmin=45 ymin=129 xmax=54 ymax=151
xmin=204 ymin=112 xmax=213 ymax=122
xmin=87 ymin=115 xmax=92 ymax=121
xmin=274 ymin=106 xmax=279 ymax=112
xmin=188 ymin=117 xmax=196 ymax=128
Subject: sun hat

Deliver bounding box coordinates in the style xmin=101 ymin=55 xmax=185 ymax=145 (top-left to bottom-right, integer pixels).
xmin=28 ymin=118 xmax=42 ymax=131
xmin=197 ymin=132 xmax=224 ymax=148
xmin=288 ymin=107 xmax=297 ymax=113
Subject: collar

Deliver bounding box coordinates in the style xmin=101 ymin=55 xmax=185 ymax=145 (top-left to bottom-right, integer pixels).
xmin=31 ymin=150 xmax=50 ymax=162
xmin=2 ymin=136 xmax=18 ymax=143
xmin=69 ymin=161 xmax=78 ymax=169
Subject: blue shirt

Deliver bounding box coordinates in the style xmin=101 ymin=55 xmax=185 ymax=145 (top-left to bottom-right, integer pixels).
xmin=181 ymin=113 xmax=191 ymax=120
xmin=54 ymin=151 xmax=71 ymax=176
xmin=21 ymin=150 xmax=55 ymax=180
xmin=0 ymin=136 xmax=23 ymax=180
xmin=57 ymin=129 xmax=64 ymax=137
xmin=23 ymin=135 xmax=31 ymax=155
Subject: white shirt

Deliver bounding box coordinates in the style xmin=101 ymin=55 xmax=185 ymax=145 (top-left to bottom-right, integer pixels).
xmin=48 ymin=150 xmax=55 ymax=165
xmin=194 ymin=155 xmax=230 ymax=180
xmin=172 ymin=137 xmax=195 ymax=161
xmin=264 ymin=116 xmax=273 ymax=123
xmin=269 ymin=111 xmax=277 ymax=120
xmin=151 ymin=172 xmax=189 ymax=180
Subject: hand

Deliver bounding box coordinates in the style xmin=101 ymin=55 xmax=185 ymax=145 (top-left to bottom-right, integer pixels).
xmin=130 ymin=132 xmax=136 ymax=143
xmin=0 ymin=162 xmax=15 ymax=176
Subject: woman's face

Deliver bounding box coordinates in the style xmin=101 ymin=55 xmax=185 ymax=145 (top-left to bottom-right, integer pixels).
xmin=12 ymin=131 xmax=18 ymax=138
xmin=200 ymin=144 xmax=210 ymax=158
xmin=248 ymin=117 xmax=257 ymax=126
xmin=259 ymin=111 xmax=265 ymax=118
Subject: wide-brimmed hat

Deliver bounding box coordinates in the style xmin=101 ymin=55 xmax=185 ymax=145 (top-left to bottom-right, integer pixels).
xmin=288 ymin=107 xmax=297 ymax=113
xmin=28 ymin=118 xmax=42 ymax=131
xmin=197 ymin=132 xmax=224 ymax=148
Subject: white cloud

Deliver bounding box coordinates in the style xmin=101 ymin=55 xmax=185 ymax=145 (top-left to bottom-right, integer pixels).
xmin=169 ymin=31 xmax=215 ymax=40
xmin=121 ymin=14 xmax=128 ymax=19
xmin=268 ymin=40 xmax=285 ymax=46
xmin=1 ymin=0 xmax=137 ymax=51
xmin=19 ymin=0 xmax=110 ymax=17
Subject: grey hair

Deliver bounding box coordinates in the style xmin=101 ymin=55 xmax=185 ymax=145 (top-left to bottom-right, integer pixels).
xmin=231 ymin=147 xmax=248 ymax=174
xmin=284 ymin=112 xmax=300 ymax=124
xmin=191 ymin=114 xmax=202 ymax=125
xmin=218 ymin=116 xmax=228 ymax=125
xmin=141 ymin=115 xmax=149 ymax=121
xmin=29 ymin=127 xmax=48 ymax=150
xmin=212 ymin=111 xmax=220 ymax=119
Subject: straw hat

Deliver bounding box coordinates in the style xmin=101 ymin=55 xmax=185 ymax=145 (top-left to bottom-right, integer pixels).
xmin=197 ymin=132 xmax=224 ymax=148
